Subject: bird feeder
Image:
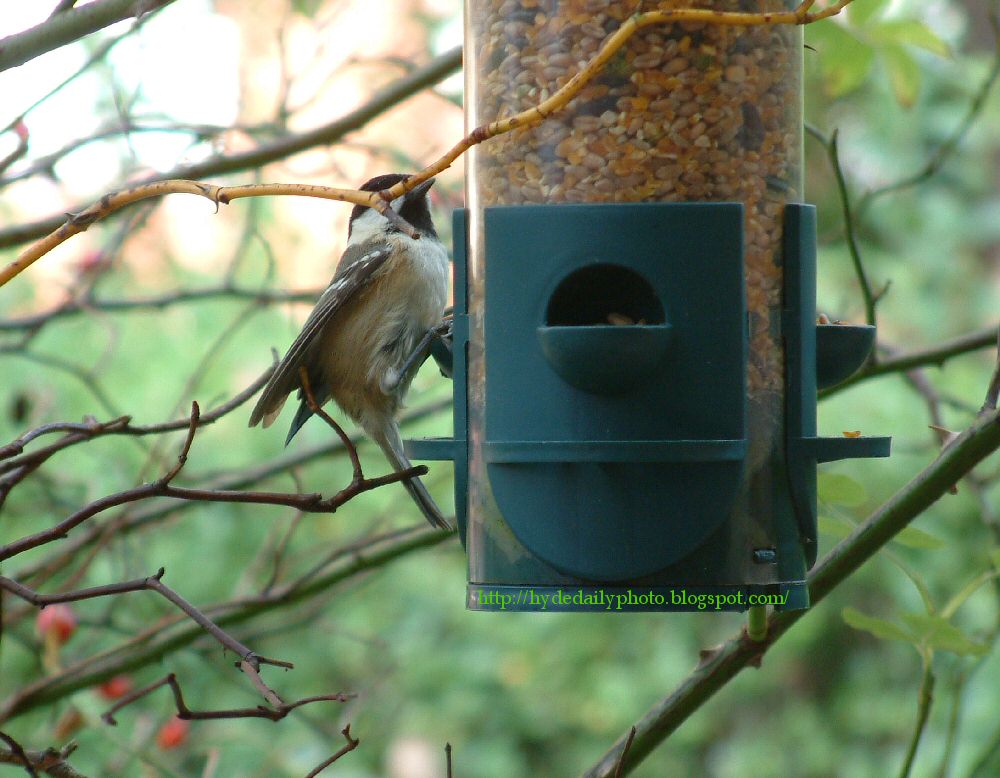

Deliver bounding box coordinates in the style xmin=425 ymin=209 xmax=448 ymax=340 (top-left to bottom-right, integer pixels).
xmin=407 ymin=0 xmax=890 ymax=611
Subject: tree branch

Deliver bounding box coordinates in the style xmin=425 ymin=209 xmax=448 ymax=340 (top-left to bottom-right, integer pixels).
xmin=100 ymin=673 xmax=353 ymax=725
xmin=0 ymin=0 xmax=178 ymax=73
xmin=0 ymin=285 xmax=323 ymax=332
xmin=0 ymin=401 xmax=428 ymax=561
xmin=821 ymin=325 xmax=999 ymax=397
xmin=0 ymin=739 xmax=84 ymax=778
xmin=0 ymin=45 xmax=462 ymax=250
xmin=304 ymin=725 xmax=360 ymax=778
xmin=584 ymin=405 xmax=1000 ymax=777
xmin=0 ymin=524 xmax=451 ymax=723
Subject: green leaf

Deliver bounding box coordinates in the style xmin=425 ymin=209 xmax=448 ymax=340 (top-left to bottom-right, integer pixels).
xmin=848 ymin=0 xmax=890 ymax=28
xmin=808 ymin=22 xmax=877 ymax=99
xmin=990 ymin=548 xmax=1000 ymax=570
xmin=842 ymin=607 xmax=916 ymax=644
xmin=819 ymin=473 xmax=868 ymax=507
xmin=881 ymin=43 xmax=922 ymax=108
xmin=892 ymin=526 xmax=945 ymax=550
xmin=869 ymin=20 xmax=951 ymax=57
xmin=900 ymin=613 xmax=990 ymax=656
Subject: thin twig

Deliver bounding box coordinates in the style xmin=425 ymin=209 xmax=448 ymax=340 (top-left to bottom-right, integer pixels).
xmin=980 ymin=326 xmax=1000 ymax=414
xmin=0 ymin=524 xmax=449 ymax=723
xmin=299 ymin=368 xmax=363 ymax=483
xmin=101 ymin=673 xmax=353 ymax=725
xmin=304 ymin=725 xmax=361 ymax=778
xmin=0 ymin=740 xmax=84 ymax=778
xmin=0 ymin=731 xmax=37 ymax=778
xmin=0 ymin=0 xmax=858 ymax=283
xmin=821 ymin=325 xmax=999 ymax=397
xmin=897 ymin=658 xmax=936 ymax=778
xmin=856 ymin=13 xmax=1000 ymax=220
xmin=829 ymin=129 xmax=878 ymax=326
xmin=8 ymin=398 xmax=448 ymax=587
xmin=0 ymin=47 xmax=463 ymax=250
xmin=0 ymin=285 xmax=323 ymax=332
xmin=0 ymin=569 xmax=259 ymax=669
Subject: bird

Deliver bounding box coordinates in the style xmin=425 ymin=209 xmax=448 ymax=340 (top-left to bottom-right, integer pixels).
xmin=248 ymin=173 xmax=451 ymax=530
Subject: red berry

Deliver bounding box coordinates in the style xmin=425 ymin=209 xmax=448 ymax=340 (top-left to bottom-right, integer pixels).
xmin=97 ymin=675 xmax=133 ymax=700
xmin=36 ymin=605 xmax=77 ymax=644
xmin=156 ymin=717 xmax=189 ymax=750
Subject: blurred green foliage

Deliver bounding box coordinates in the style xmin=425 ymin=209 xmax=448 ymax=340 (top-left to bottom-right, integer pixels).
xmin=2 ymin=1 xmax=1000 ymax=776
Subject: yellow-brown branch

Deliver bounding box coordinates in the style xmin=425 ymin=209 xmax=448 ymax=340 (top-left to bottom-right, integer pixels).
xmin=0 ymin=0 xmax=854 ymax=288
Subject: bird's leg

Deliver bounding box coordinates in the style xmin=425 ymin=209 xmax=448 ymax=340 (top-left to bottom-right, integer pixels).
xmin=381 ymin=314 xmax=454 ymax=394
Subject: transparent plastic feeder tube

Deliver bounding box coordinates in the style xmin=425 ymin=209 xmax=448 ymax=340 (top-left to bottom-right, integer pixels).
xmin=464 ymin=0 xmax=803 ymax=585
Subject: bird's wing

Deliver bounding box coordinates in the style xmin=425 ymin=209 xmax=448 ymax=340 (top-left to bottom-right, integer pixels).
xmin=248 ymin=242 xmax=394 ymax=428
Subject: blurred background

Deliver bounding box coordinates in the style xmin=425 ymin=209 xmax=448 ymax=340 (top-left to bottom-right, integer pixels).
xmin=1 ymin=0 xmax=999 ymax=776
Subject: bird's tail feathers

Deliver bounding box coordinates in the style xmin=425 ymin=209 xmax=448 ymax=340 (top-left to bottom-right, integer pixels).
xmin=284 ymin=399 xmax=315 ymax=446
xmin=373 ymin=421 xmax=451 ymax=530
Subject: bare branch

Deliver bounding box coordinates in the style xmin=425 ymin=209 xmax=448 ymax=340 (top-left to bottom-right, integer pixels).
xmin=0 ymin=366 xmax=273 ymax=468
xmin=822 ymin=326 xmax=1000 ymax=396
xmin=0 ymin=46 xmax=462 ymax=250
xmin=856 ymin=13 xmax=1000 ymax=220
xmin=982 ymin=326 xmax=1000 ymax=415
xmin=0 ymin=0 xmax=178 ymax=73
xmin=101 ymin=673 xmax=353 ymax=726
xmin=583 ymin=406 xmax=1000 ymax=778
xmin=0 ymin=731 xmax=37 ymax=778
xmin=0 ymin=738 xmax=84 ymax=778
xmin=8 ymin=398 xmax=449 ymax=585
xmin=0 ymin=285 xmax=323 ymax=332
xmin=0 ymin=524 xmax=449 ymax=723
xmin=304 ymin=725 xmax=360 ymax=778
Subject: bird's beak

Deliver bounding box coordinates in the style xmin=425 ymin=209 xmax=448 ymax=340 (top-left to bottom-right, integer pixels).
xmin=407 ymin=177 xmax=435 ymax=200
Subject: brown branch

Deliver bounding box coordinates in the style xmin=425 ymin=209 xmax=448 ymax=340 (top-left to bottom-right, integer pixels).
xmin=305 ymin=725 xmax=361 ymax=778
xmin=821 ymin=325 xmax=1000 ymax=397
xmin=0 ymin=403 xmax=200 ymax=560
xmin=0 ymin=0 xmax=178 ymax=73
xmin=382 ymin=0 xmax=854 ymax=202
xmin=0 ymin=739 xmax=84 ymax=778
xmin=0 ymin=569 xmax=260 ymax=668
xmin=0 ymin=285 xmax=323 ymax=332
xmin=0 ymin=46 xmax=462 ymax=250
xmin=0 ymin=731 xmax=37 ymax=778
xmin=1 ymin=365 xmax=273 ymax=468
xmin=8 ymin=398 xmax=448 ymax=587
xmin=0 ymin=524 xmax=449 ymax=723
xmin=100 ymin=673 xmax=353 ymax=725
xmin=299 ymin=367 xmax=363 ymax=483
xmin=0 ymin=569 xmax=358 ymax=720
xmin=0 ymin=443 xmax=425 ymax=561
xmin=0 ymin=181 xmax=412 ymax=287
xmin=1 ymin=1 xmax=857 ymax=282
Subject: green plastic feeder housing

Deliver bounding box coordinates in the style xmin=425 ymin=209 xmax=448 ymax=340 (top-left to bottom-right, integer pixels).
xmin=406 ymin=0 xmax=890 ymax=612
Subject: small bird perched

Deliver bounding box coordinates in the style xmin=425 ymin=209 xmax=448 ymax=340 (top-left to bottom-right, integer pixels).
xmin=249 ymin=173 xmax=451 ymax=529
